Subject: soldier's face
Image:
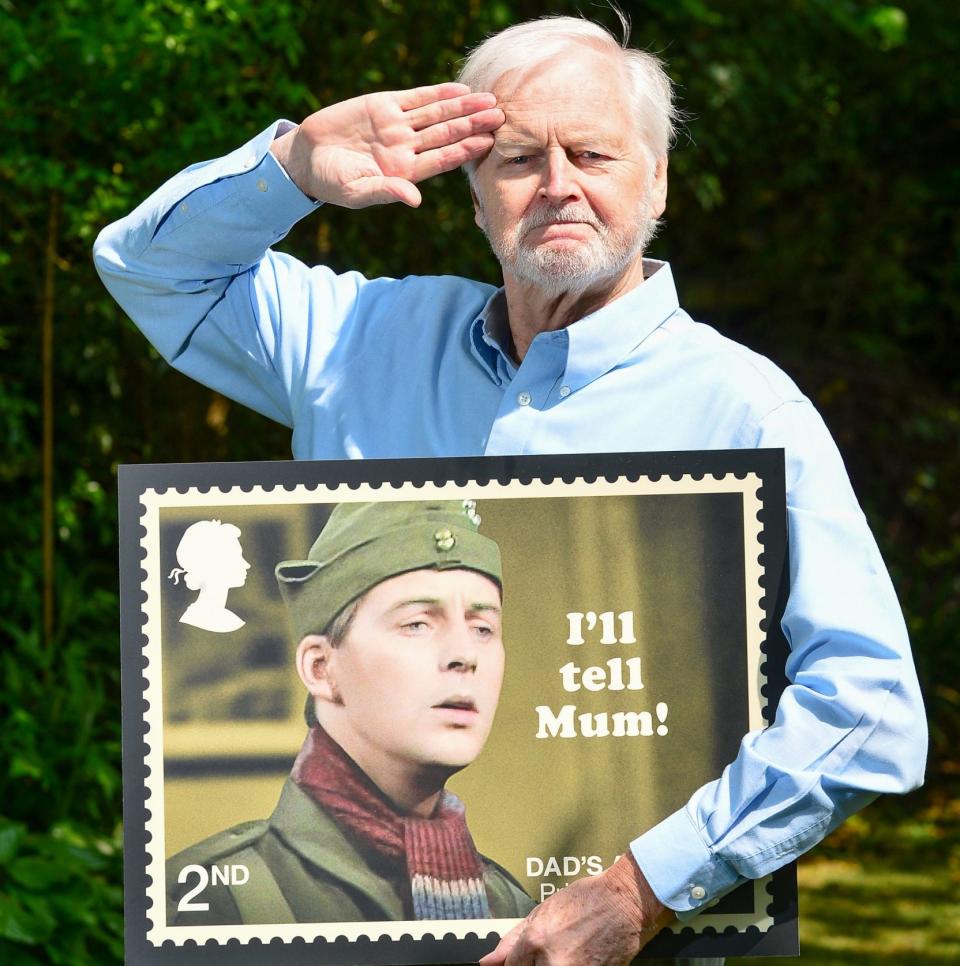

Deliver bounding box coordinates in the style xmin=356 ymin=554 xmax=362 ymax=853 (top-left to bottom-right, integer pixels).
xmin=326 ymin=568 xmax=504 ymax=778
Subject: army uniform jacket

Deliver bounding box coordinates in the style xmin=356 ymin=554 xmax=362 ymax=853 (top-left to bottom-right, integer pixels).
xmin=166 ymin=778 xmax=535 ymax=926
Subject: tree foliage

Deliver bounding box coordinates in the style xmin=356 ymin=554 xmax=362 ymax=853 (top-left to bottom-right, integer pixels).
xmin=0 ymin=1 xmax=956 ymax=961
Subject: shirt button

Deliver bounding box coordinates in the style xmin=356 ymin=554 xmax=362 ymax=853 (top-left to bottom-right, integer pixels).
xmin=179 ymin=202 xmax=189 ymax=213
xmin=690 ymin=885 xmax=707 ymax=901
xmin=257 ymin=178 xmax=269 ymax=192
xmin=243 ymin=155 xmax=256 ymax=169
xmin=559 ymin=385 xmax=571 ymax=398
xmin=517 ymin=391 xmax=532 ymax=406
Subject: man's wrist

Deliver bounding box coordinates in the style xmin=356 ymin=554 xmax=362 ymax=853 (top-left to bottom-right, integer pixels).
xmin=269 ymin=127 xmax=319 ymax=202
xmin=269 ymin=127 xmax=296 ymax=164
xmin=605 ymin=852 xmax=676 ymax=935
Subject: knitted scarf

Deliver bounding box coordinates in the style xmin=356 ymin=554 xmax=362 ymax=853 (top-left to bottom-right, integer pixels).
xmin=291 ymin=725 xmax=492 ymax=920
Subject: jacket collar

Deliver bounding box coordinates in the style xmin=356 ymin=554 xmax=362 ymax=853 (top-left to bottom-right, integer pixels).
xmin=268 ymin=777 xmax=405 ymax=919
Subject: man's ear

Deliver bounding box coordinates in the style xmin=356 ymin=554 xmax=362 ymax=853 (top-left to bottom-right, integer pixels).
xmin=470 ymin=181 xmax=485 ymax=231
xmin=649 ymin=155 xmax=669 ymax=220
xmin=296 ymin=634 xmax=341 ymax=704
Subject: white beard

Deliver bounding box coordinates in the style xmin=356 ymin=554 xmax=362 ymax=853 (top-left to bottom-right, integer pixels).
xmin=477 ymin=198 xmax=659 ymax=298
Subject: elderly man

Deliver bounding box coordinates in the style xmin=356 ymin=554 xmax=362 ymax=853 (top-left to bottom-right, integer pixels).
xmin=95 ymin=15 xmax=926 ymax=965
xmin=166 ymin=500 xmax=533 ymax=925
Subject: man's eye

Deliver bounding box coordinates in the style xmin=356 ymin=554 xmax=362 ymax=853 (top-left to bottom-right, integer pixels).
xmin=401 ymin=619 xmax=429 ymax=632
xmin=472 ymin=623 xmax=495 ymax=637
xmin=506 ymin=156 xmax=531 ymax=166
xmin=581 ymin=151 xmax=607 ymax=161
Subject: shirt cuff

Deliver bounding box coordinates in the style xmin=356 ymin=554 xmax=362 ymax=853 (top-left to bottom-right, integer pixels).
xmin=629 ymin=806 xmax=742 ymax=917
xmin=151 ymin=121 xmax=320 ymax=263
xmin=234 ymin=122 xmax=322 ymax=227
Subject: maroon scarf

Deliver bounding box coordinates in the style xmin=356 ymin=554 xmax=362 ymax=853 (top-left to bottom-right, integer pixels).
xmin=291 ymin=726 xmax=491 ymax=920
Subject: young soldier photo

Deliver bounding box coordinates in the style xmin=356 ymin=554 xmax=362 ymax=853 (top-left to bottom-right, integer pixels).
xmin=165 ymin=499 xmax=533 ymax=925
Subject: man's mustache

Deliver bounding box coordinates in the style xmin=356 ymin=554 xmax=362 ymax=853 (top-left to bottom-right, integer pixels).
xmin=520 ymin=205 xmax=604 ymax=233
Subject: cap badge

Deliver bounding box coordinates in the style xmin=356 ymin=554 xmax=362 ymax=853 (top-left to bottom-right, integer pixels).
xmin=461 ymin=499 xmax=481 ymax=527
xmin=434 ymin=527 xmax=456 ymax=552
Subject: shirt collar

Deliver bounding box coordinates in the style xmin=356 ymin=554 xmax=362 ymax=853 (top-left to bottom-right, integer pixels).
xmin=469 ymin=288 xmax=516 ymax=385
xmin=468 ymin=259 xmax=679 ymax=390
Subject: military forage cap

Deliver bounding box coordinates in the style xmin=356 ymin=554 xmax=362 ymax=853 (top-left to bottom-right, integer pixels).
xmin=275 ymin=500 xmax=502 ymax=642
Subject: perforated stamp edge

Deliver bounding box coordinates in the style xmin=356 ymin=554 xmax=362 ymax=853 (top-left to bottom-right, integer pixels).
xmin=135 ymin=471 xmax=773 ymax=948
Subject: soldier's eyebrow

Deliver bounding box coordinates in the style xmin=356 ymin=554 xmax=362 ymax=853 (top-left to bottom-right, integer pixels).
xmin=385 ymin=597 xmax=445 ymax=614
xmin=467 ymin=602 xmax=502 ymax=616
xmin=387 ymin=598 xmax=501 ymax=616
xmin=389 ymin=597 xmax=442 ymax=612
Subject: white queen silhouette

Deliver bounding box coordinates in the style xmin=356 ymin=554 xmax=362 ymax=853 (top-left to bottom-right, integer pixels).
xmin=168 ymin=520 xmax=250 ymax=633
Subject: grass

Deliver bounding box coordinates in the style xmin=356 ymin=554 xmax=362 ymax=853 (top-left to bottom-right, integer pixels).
xmin=728 ymin=787 xmax=960 ymax=964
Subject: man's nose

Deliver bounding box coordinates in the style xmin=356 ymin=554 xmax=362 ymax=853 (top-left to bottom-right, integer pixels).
xmin=539 ymin=150 xmax=582 ymax=206
xmin=440 ymin=620 xmax=479 ymax=673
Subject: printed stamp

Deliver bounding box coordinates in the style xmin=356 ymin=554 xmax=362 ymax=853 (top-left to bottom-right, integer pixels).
xmin=119 ymin=451 xmax=797 ymax=963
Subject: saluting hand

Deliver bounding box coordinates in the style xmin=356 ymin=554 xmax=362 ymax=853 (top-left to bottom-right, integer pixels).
xmin=479 ymin=853 xmax=675 ymax=966
xmin=270 ymin=83 xmax=503 ymax=209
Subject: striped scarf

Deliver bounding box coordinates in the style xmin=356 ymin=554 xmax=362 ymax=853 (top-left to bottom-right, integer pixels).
xmin=291 ymin=725 xmax=492 ymax=920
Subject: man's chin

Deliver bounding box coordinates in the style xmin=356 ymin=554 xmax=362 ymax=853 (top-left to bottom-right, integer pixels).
xmin=416 ymin=739 xmax=486 ymax=775
xmin=510 ymin=261 xmax=620 ymax=297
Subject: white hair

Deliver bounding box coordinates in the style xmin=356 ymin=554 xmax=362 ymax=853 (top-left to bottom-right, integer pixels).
xmin=456 ymin=14 xmax=678 ymax=161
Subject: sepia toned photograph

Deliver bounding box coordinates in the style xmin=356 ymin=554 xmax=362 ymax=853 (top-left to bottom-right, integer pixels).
xmin=119 ymin=451 xmax=795 ymax=964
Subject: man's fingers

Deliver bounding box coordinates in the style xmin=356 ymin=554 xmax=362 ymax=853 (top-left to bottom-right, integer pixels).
xmin=479 ymin=921 xmax=525 ymax=966
xmin=412 ymin=133 xmax=496 ymax=181
xmin=343 ymin=175 xmax=422 ymax=209
xmin=415 ymin=108 xmax=504 ymax=154
xmin=395 ymin=81 xmax=472 ymax=111
xmin=405 ymin=91 xmax=498 ymax=131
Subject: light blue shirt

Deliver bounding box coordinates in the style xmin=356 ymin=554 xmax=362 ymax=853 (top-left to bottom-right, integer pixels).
xmin=94 ymin=121 xmax=926 ymax=915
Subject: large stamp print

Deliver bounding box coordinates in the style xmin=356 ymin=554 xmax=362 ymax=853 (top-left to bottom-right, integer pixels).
xmin=119 ymin=451 xmax=797 ymax=963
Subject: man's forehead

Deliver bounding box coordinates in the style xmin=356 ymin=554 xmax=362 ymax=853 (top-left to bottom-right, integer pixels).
xmin=490 ymin=48 xmax=635 ymax=143
xmin=492 ymin=43 xmax=628 ymax=97
xmin=492 ymin=116 xmax=631 ymax=150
